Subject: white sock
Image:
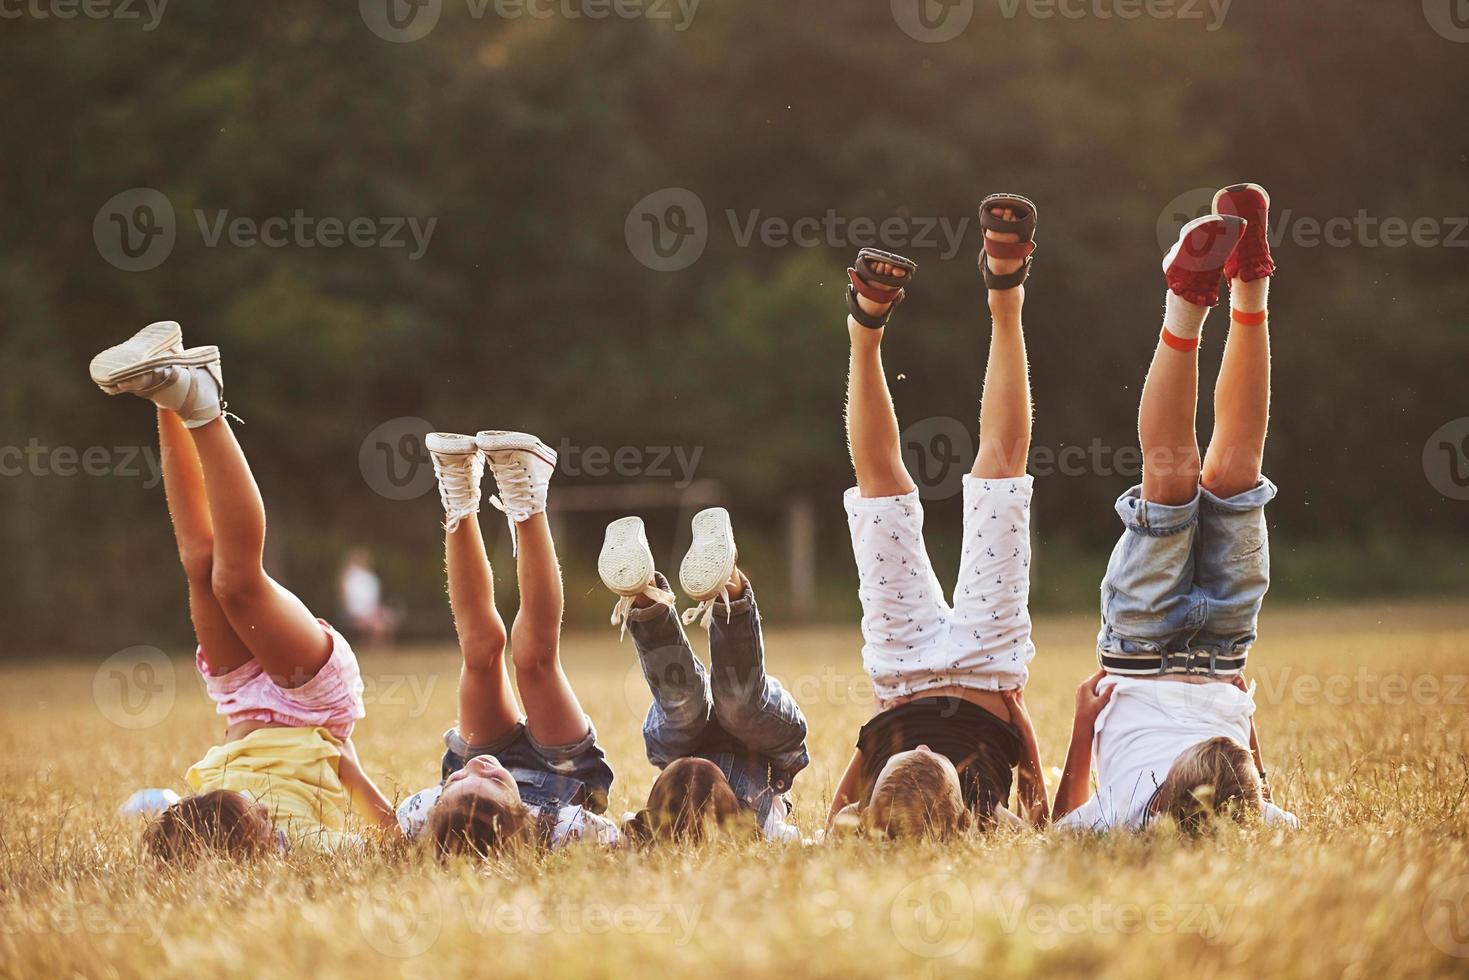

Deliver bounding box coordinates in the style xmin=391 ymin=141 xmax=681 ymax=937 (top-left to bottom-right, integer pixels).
xmin=1162 ymin=290 xmax=1210 ymax=350
xmin=1230 ymin=276 xmax=1269 ymax=316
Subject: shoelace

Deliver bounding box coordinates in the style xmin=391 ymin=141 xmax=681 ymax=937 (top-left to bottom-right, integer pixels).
xmin=681 ymin=584 xmax=734 ymax=630
xmin=432 ymin=453 xmax=484 ymax=534
xmin=609 ymin=582 xmax=677 ymax=641
xmin=487 ymin=459 xmax=535 ymax=557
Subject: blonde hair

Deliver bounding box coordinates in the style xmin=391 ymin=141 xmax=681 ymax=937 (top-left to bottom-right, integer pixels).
xmin=1154 ymin=736 xmax=1263 ymax=832
xmin=427 ymin=789 xmax=536 ymax=858
xmin=629 ymin=758 xmax=755 ymax=845
xmin=141 ymin=790 xmax=276 ymax=864
xmin=865 ymin=753 xmax=972 ymax=840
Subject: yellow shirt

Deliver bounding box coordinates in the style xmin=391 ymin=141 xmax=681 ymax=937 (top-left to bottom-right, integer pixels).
xmin=185 ymin=726 xmax=352 ymax=847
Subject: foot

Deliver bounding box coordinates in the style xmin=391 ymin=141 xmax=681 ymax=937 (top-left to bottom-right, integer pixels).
xmin=89 ymin=320 xmax=188 ymax=389
xmin=1163 ymin=214 xmax=1247 ymax=308
xmin=680 ymin=507 xmax=741 ymax=629
xmin=598 ymin=516 xmax=677 ymax=638
xmin=847 ymin=260 xmax=910 ymax=338
xmin=984 ymin=205 xmax=1027 ymax=317
xmin=1213 ymin=183 xmax=1275 ymax=283
xmin=105 ymin=351 xmax=225 ymax=429
xmin=476 ymin=431 xmax=557 ymax=556
xmin=426 ymin=432 xmax=484 ymax=533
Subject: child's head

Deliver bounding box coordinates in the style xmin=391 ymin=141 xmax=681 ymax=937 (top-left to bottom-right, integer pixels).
xmin=631 ymin=757 xmax=753 ymax=844
xmin=865 ymin=746 xmax=972 ymax=840
xmin=1153 ymin=736 xmax=1264 ymax=831
xmin=428 ymin=755 xmax=535 ymax=858
xmin=141 ymin=789 xmax=277 ymax=863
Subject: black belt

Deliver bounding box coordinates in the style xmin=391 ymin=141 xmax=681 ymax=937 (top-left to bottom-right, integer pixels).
xmin=1098 ymin=647 xmax=1248 ymax=677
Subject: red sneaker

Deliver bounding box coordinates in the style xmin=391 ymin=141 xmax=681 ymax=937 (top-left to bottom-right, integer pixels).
xmin=1163 ymin=213 xmax=1246 ymax=307
xmin=1213 ymin=183 xmax=1275 ymax=282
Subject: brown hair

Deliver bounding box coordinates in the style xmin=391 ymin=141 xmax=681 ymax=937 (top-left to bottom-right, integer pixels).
xmin=1153 ymin=736 xmax=1264 ymax=833
xmin=865 ymin=753 xmax=973 ymax=840
xmin=426 ymin=788 xmax=536 ymax=858
xmin=627 ymin=758 xmax=754 ymax=844
xmin=141 ymin=790 xmax=277 ymax=863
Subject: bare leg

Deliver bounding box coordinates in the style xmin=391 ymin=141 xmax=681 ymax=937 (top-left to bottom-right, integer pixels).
xmin=845 ymin=269 xmax=917 ymax=498
xmin=509 ymin=513 xmax=589 ymax=746
xmin=973 ymin=209 xmax=1032 ymax=479
xmin=444 ymin=517 xmax=520 ymax=747
xmin=1138 ymin=329 xmax=1202 ymax=506
xmin=157 ymin=410 xmax=253 ymax=675
xmin=1202 ymin=316 xmax=1270 ymax=498
xmin=188 ymin=417 xmax=332 ymax=687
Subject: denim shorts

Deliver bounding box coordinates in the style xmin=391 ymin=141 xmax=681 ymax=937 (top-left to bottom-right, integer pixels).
xmin=1098 ymin=478 xmax=1277 ymax=677
xmin=440 ymin=721 xmax=614 ymax=814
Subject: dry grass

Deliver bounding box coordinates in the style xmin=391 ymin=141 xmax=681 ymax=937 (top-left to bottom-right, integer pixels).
xmin=3 ymin=599 xmax=1468 ymax=979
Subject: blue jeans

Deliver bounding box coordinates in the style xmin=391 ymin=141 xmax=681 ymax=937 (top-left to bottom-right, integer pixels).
xmin=440 ymin=721 xmax=614 ymax=814
xmin=1098 ymin=478 xmax=1277 ymax=676
xmin=626 ymin=575 xmax=809 ymax=822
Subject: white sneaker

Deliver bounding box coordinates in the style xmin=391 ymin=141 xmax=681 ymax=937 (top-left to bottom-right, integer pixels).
xmin=108 ymin=350 xmax=226 ymax=430
xmin=476 ymin=430 xmax=557 ymax=557
xmin=680 ymin=507 xmax=739 ymax=629
xmin=598 ymin=516 xmax=677 ymax=640
xmin=426 ymin=432 xmax=484 ymax=533
xmin=90 ymin=320 xmax=196 ymax=390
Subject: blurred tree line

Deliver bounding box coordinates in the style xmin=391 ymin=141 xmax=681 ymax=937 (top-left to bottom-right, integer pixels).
xmin=1 ymin=1 xmax=1465 ymax=654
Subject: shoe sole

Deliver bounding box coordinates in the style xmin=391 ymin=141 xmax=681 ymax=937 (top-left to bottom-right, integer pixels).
xmin=476 ymin=430 xmax=558 ymax=468
xmin=1212 ymin=182 xmax=1271 ymax=218
xmin=89 ymin=321 xmax=195 ymax=387
xmin=599 ymin=516 xmax=656 ymax=597
xmin=1162 ymin=213 xmax=1246 ymax=274
xmin=426 ymin=432 xmax=478 ymax=456
xmin=680 ymin=507 xmax=737 ymax=602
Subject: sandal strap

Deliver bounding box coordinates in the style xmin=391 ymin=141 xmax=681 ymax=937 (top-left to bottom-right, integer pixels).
xmin=980 ymin=252 xmax=1033 ymax=291
xmin=852 ymin=248 xmax=918 ymax=289
xmin=847 ymin=268 xmax=903 ymax=304
xmin=979 ymin=194 xmax=1039 ymax=239
xmin=847 ymin=283 xmax=897 ymax=329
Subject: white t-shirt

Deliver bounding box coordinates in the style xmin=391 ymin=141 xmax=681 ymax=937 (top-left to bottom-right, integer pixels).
xmin=397 ymin=784 xmax=621 ymax=849
xmin=1056 ymin=676 xmax=1298 ymax=833
xmin=340 ymin=566 xmax=382 ymax=620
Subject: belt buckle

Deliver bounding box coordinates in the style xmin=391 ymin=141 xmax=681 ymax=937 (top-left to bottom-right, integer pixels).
xmin=1163 ymin=650 xmax=1209 ymax=676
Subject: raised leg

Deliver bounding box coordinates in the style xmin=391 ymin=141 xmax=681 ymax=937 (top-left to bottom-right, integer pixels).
xmin=187 ymin=417 xmax=332 ymax=687
xmin=508 ymin=513 xmax=590 ymax=746
xmin=445 ymin=517 xmax=520 ymax=747
xmin=1202 ymin=314 xmax=1270 ymax=498
xmin=157 ymin=409 xmax=253 ymax=675
xmin=973 ymin=208 xmax=1032 ymax=480
xmin=1138 ymin=330 xmax=1202 ymax=506
xmin=626 ymin=572 xmax=713 ymax=767
xmin=845 ymin=274 xmax=917 ymax=498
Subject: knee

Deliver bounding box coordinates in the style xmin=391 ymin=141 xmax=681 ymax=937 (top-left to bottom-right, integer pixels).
xmin=210 ymin=563 xmax=267 ymax=608
xmin=459 ymin=624 xmax=508 ymax=672
xmin=510 ymin=635 xmax=559 ymax=680
xmin=179 ymin=544 xmax=214 ymax=587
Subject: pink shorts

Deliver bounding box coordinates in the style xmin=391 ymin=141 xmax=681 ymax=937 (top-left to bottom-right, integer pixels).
xmin=196 ymin=620 xmax=366 ymax=740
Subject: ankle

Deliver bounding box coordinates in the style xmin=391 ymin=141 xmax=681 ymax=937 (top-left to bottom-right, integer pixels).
xmin=848 ymin=319 xmax=884 ymax=347
xmin=988 ymin=287 xmax=1024 ymax=322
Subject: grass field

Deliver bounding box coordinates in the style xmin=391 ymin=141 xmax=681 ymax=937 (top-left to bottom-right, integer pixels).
xmin=3 ymin=599 xmax=1468 ymax=978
